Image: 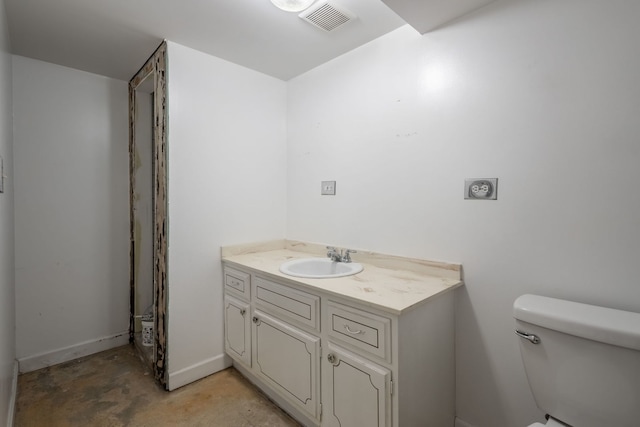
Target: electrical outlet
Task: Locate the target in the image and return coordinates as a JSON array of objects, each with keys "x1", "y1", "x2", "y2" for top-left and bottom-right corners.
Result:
[
  {"x1": 465, "y1": 178, "x2": 498, "y2": 200},
  {"x1": 321, "y1": 181, "x2": 336, "y2": 195}
]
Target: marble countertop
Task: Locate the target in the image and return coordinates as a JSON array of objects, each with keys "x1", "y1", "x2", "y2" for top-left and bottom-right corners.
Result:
[{"x1": 221, "y1": 240, "x2": 463, "y2": 315}]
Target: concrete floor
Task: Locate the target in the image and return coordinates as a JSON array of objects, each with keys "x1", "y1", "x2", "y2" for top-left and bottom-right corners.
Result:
[{"x1": 15, "y1": 345, "x2": 301, "y2": 427}]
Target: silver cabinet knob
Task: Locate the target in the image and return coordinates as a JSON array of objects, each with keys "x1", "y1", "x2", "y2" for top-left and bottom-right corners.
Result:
[
  {"x1": 240, "y1": 309, "x2": 246, "y2": 316},
  {"x1": 327, "y1": 353, "x2": 337, "y2": 364},
  {"x1": 252, "y1": 316, "x2": 259, "y2": 324}
]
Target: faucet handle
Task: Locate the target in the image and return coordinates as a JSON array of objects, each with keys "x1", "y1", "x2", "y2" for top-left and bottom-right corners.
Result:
[
  {"x1": 343, "y1": 249, "x2": 357, "y2": 263},
  {"x1": 326, "y1": 246, "x2": 338, "y2": 258}
]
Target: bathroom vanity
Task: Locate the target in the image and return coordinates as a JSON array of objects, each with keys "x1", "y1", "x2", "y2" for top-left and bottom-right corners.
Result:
[{"x1": 221, "y1": 240, "x2": 463, "y2": 427}]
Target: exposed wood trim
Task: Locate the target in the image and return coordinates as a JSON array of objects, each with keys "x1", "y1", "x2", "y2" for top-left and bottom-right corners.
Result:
[{"x1": 129, "y1": 40, "x2": 168, "y2": 388}]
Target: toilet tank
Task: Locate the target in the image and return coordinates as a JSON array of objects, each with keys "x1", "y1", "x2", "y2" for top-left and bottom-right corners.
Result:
[{"x1": 513, "y1": 294, "x2": 640, "y2": 427}]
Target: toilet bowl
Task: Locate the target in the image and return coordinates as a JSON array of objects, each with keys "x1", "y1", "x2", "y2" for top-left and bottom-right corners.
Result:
[{"x1": 528, "y1": 417, "x2": 569, "y2": 427}]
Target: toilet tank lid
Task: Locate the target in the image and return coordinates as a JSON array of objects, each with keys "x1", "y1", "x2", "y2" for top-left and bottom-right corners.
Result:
[{"x1": 514, "y1": 294, "x2": 640, "y2": 351}]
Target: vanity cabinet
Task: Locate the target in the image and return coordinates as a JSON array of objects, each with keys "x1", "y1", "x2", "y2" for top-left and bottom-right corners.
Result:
[
  {"x1": 223, "y1": 267, "x2": 252, "y2": 368},
  {"x1": 223, "y1": 267, "x2": 322, "y2": 424},
  {"x1": 222, "y1": 262, "x2": 456, "y2": 427},
  {"x1": 223, "y1": 295, "x2": 251, "y2": 367},
  {"x1": 252, "y1": 310, "x2": 320, "y2": 419},
  {"x1": 251, "y1": 276, "x2": 322, "y2": 419},
  {"x1": 322, "y1": 300, "x2": 393, "y2": 426},
  {"x1": 322, "y1": 343, "x2": 391, "y2": 427}
]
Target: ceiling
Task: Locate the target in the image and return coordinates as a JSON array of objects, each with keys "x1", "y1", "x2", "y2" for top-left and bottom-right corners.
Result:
[
  {"x1": 5, "y1": 0, "x2": 499, "y2": 82},
  {"x1": 5, "y1": 0, "x2": 407, "y2": 81}
]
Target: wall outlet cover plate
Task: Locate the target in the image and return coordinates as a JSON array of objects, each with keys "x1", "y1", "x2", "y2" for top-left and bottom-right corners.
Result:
[
  {"x1": 321, "y1": 180, "x2": 336, "y2": 195},
  {"x1": 465, "y1": 178, "x2": 497, "y2": 200}
]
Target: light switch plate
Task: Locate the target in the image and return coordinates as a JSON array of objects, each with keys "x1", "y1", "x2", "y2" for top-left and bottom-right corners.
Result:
[
  {"x1": 465, "y1": 178, "x2": 497, "y2": 200},
  {"x1": 321, "y1": 181, "x2": 336, "y2": 195}
]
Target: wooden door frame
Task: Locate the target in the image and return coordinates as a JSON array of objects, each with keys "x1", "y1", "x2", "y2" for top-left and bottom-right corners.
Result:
[{"x1": 128, "y1": 41, "x2": 168, "y2": 387}]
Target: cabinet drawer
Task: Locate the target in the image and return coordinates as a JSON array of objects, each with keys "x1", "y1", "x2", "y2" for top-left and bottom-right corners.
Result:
[
  {"x1": 253, "y1": 276, "x2": 319, "y2": 331},
  {"x1": 327, "y1": 301, "x2": 391, "y2": 361},
  {"x1": 224, "y1": 266, "x2": 250, "y2": 299}
]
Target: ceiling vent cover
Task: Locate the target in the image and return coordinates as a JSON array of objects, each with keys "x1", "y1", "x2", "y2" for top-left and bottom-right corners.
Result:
[{"x1": 299, "y1": 2, "x2": 356, "y2": 32}]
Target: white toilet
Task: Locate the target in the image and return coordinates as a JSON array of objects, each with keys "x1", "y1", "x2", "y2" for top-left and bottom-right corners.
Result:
[{"x1": 513, "y1": 294, "x2": 640, "y2": 427}]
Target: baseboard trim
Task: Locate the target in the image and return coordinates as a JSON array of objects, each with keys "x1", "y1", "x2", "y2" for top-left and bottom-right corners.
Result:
[
  {"x1": 17, "y1": 331, "x2": 130, "y2": 373},
  {"x1": 455, "y1": 417, "x2": 478, "y2": 427},
  {"x1": 6, "y1": 360, "x2": 18, "y2": 427},
  {"x1": 167, "y1": 352, "x2": 232, "y2": 391}
]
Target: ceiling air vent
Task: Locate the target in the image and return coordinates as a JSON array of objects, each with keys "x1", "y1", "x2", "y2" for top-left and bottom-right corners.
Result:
[{"x1": 299, "y1": 2, "x2": 356, "y2": 32}]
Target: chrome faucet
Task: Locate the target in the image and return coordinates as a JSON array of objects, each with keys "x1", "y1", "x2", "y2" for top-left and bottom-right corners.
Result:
[{"x1": 326, "y1": 246, "x2": 357, "y2": 263}]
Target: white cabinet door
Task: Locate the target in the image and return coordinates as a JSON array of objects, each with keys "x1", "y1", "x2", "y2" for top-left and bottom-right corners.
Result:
[
  {"x1": 224, "y1": 295, "x2": 251, "y2": 367},
  {"x1": 252, "y1": 310, "x2": 320, "y2": 420},
  {"x1": 323, "y1": 343, "x2": 391, "y2": 427}
]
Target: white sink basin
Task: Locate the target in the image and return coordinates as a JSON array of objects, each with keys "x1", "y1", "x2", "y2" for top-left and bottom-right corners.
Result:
[{"x1": 279, "y1": 258, "x2": 363, "y2": 279}]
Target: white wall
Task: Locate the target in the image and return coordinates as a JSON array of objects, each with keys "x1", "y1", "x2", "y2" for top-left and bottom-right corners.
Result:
[
  {"x1": 165, "y1": 42, "x2": 287, "y2": 389},
  {"x1": 0, "y1": 0, "x2": 15, "y2": 423},
  {"x1": 13, "y1": 56, "x2": 130, "y2": 371},
  {"x1": 286, "y1": 1, "x2": 640, "y2": 426}
]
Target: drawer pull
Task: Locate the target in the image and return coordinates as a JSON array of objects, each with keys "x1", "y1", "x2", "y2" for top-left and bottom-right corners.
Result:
[
  {"x1": 252, "y1": 316, "x2": 260, "y2": 325},
  {"x1": 327, "y1": 353, "x2": 337, "y2": 364},
  {"x1": 240, "y1": 309, "x2": 246, "y2": 316},
  {"x1": 344, "y1": 324, "x2": 364, "y2": 335}
]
